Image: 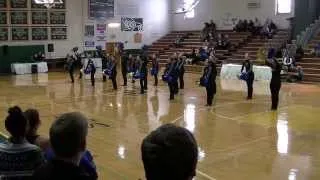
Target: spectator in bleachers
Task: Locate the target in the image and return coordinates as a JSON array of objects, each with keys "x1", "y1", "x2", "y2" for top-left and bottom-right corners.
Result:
[
  {"x1": 257, "y1": 48, "x2": 266, "y2": 63},
  {"x1": 315, "y1": 43, "x2": 320, "y2": 57},
  {"x1": 248, "y1": 20, "x2": 255, "y2": 33},
  {"x1": 201, "y1": 23, "x2": 210, "y2": 41},
  {"x1": 0, "y1": 106, "x2": 44, "y2": 178},
  {"x1": 141, "y1": 124, "x2": 198, "y2": 180},
  {"x1": 243, "y1": 20, "x2": 249, "y2": 31},
  {"x1": 234, "y1": 20, "x2": 244, "y2": 32},
  {"x1": 33, "y1": 112, "x2": 95, "y2": 180},
  {"x1": 216, "y1": 34, "x2": 230, "y2": 50},
  {"x1": 261, "y1": 19, "x2": 277, "y2": 39},
  {"x1": 254, "y1": 18, "x2": 262, "y2": 35},
  {"x1": 174, "y1": 35, "x2": 183, "y2": 48},
  {"x1": 295, "y1": 45, "x2": 304, "y2": 62},
  {"x1": 25, "y1": 109, "x2": 50, "y2": 151}
]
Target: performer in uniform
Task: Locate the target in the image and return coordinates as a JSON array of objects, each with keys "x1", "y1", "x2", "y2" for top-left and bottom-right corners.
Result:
[
  {"x1": 151, "y1": 54, "x2": 160, "y2": 86},
  {"x1": 138, "y1": 57, "x2": 148, "y2": 94},
  {"x1": 83, "y1": 59, "x2": 96, "y2": 86},
  {"x1": 163, "y1": 56, "x2": 179, "y2": 100},
  {"x1": 241, "y1": 53, "x2": 255, "y2": 99},
  {"x1": 66, "y1": 54, "x2": 75, "y2": 83},
  {"x1": 200, "y1": 57, "x2": 217, "y2": 106},
  {"x1": 102, "y1": 54, "x2": 110, "y2": 82},
  {"x1": 266, "y1": 50, "x2": 282, "y2": 110},
  {"x1": 71, "y1": 47, "x2": 82, "y2": 80},
  {"x1": 110, "y1": 56, "x2": 118, "y2": 90},
  {"x1": 177, "y1": 55, "x2": 186, "y2": 89},
  {"x1": 121, "y1": 54, "x2": 129, "y2": 86},
  {"x1": 141, "y1": 55, "x2": 148, "y2": 90}
]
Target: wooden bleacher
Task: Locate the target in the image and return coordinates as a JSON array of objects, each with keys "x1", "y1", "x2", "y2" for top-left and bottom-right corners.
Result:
[
  {"x1": 297, "y1": 33, "x2": 320, "y2": 82},
  {"x1": 148, "y1": 30, "x2": 289, "y2": 74}
]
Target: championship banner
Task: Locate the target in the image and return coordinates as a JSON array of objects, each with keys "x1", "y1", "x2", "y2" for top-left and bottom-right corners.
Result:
[
  {"x1": 11, "y1": 11, "x2": 28, "y2": 24},
  {"x1": 32, "y1": 11, "x2": 48, "y2": 24},
  {"x1": 10, "y1": 0, "x2": 27, "y2": 8},
  {"x1": 121, "y1": 17, "x2": 143, "y2": 31},
  {"x1": 51, "y1": 27, "x2": 67, "y2": 40},
  {"x1": 50, "y1": 11, "x2": 66, "y2": 24},
  {"x1": 12, "y1": 27, "x2": 28, "y2": 40},
  {"x1": 0, "y1": 0, "x2": 7, "y2": 8},
  {"x1": 89, "y1": 0, "x2": 114, "y2": 19},
  {"x1": 32, "y1": 27, "x2": 48, "y2": 40},
  {"x1": 0, "y1": 11, "x2": 6, "y2": 24},
  {"x1": 0, "y1": 27, "x2": 8, "y2": 41}
]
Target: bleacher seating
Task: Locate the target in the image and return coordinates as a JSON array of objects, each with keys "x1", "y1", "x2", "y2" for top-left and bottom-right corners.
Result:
[
  {"x1": 148, "y1": 30, "x2": 289, "y2": 74},
  {"x1": 297, "y1": 32, "x2": 320, "y2": 82}
]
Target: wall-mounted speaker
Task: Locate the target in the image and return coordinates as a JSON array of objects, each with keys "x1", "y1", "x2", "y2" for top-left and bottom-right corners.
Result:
[{"x1": 48, "y1": 44, "x2": 54, "y2": 52}]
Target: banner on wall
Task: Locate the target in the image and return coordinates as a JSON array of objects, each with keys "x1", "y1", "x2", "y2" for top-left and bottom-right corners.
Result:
[
  {"x1": 0, "y1": 0, "x2": 7, "y2": 8},
  {"x1": 89, "y1": 0, "x2": 114, "y2": 20},
  {"x1": 0, "y1": 27, "x2": 8, "y2": 41},
  {"x1": 121, "y1": 17, "x2": 143, "y2": 31},
  {"x1": 85, "y1": 40, "x2": 95, "y2": 47},
  {"x1": 85, "y1": 24, "x2": 94, "y2": 37},
  {"x1": 134, "y1": 33, "x2": 142, "y2": 43},
  {"x1": 0, "y1": 12, "x2": 7, "y2": 24},
  {"x1": 95, "y1": 23, "x2": 106, "y2": 41}
]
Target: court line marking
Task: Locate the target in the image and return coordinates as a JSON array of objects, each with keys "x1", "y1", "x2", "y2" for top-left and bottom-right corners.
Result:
[{"x1": 196, "y1": 170, "x2": 217, "y2": 180}]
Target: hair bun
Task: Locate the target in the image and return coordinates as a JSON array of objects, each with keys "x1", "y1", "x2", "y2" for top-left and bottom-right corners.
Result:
[{"x1": 8, "y1": 106, "x2": 23, "y2": 116}]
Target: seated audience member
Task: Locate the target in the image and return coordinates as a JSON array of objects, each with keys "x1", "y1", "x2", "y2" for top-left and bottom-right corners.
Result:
[
  {"x1": 201, "y1": 23, "x2": 210, "y2": 41},
  {"x1": 216, "y1": 34, "x2": 230, "y2": 50},
  {"x1": 243, "y1": 20, "x2": 249, "y2": 31},
  {"x1": 174, "y1": 35, "x2": 183, "y2": 48},
  {"x1": 287, "y1": 66, "x2": 304, "y2": 82},
  {"x1": 141, "y1": 124, "x2": 198, "y2": 180},
  {"x1": 192, "y1": 49, "x2": 202, "y2": 65},
  {"x1": 234, "y1": 20, "x2": 244, "y2": 32},
  {"x1": 25, "y1": 109, "x2": 50, "y2": 151},
  {"x1": 315, "y1": 43, "x2": 320, "y2": 57},
  {"x1": 33, "y1": 112, "x2": 97, "y2": 180},
  {"x1": 257, "y1": 48, "x2": 266, "y2": 63},
  {"x1": 295, "y1": 45, "x2": 304, "y2": 62},
  {"x1": 248, "y1": 20, "x2": 255, "y2": 33},
  {"x1": 0, "y1": 106, "x2": 44, "y2": 178},
  {"x1": 254, "y1": 18, "x2": 262, "y2": 35}
]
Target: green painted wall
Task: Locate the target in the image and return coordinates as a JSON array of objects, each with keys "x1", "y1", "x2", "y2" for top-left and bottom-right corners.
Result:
[{"x1": 0, "y1": 45, "x2": 44, "y2": 74}]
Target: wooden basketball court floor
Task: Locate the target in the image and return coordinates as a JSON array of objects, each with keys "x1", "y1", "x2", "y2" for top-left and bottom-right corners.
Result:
[{"x1": 1, "y1": 72, "x2": 320, "y2": 180}]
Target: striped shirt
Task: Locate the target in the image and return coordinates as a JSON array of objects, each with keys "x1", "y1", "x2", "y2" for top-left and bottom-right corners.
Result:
[{"x1": 0, "y1": 140, "x2": 45, "y2": 178}]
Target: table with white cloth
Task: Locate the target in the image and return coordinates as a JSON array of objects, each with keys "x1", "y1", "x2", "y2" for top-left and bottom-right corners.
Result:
[
  {"x1": 81, "y1": 58, "x2": 103, "y2": 79},
  {"x1": 11, "y1": 62, "x2": 48, "y2": 75},
  {"x1": 220, "y1": 64, "x2": 272, "y2": 81}
]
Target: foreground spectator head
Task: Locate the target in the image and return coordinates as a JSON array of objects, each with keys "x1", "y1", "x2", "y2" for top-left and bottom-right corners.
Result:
[
  {"x1": 25, "y1": 109, "x2": 40, "y2": 134},
  {"x1": 141, "y1": 124, "x2": 198, "y2": 180},
  {"x1": 1, "y1": 106, "x2": 44, "y2": 177},
  {"x1": 50, "y1": 112, "x2": 88, "y2": 164},
  {"x1": 5, "y1": 106, "x2": 27, "y2": 139}
]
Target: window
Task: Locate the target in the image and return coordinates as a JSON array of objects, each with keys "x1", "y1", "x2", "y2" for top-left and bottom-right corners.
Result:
[
  {"x1": 276, "y1": 0, "x2": 292, "y2": 14},
  {"x1": 184, "y1": 0, "x2": 195, "y2": 19}
]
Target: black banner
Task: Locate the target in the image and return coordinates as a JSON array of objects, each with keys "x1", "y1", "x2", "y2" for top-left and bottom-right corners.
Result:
[
  {"x1": 10, "y1": 0, "x2": 27, "y2": 8},
  {"x1": 0, "y1": 27, "x2": 8, "y2": 41},
  {"x1": 0, "y1": 11, "x2": 6, "y2": 24},
  {"x1": 121, "y1": 17, "x2": 143, "y2": 31},
  {"x1": 11, "y1": 11, "x2": 28, "y2": 24},
  {"x1": 32, "y1": 11, "x2": 48, "y2": 24},
  {"x1": 89, "y1": 0, "x2": 114, "y2": 19},
  {"x1": 50, "y1": 11, "x2": 65, "y2": 24},
  {"x1": 32, "y1": 27, "x2": 48, "y2": 40},
  {"x1": 12, "y1": 27, "x2": 28, "y2": 40},
  {"x1": 51, "y1": 27, "x2": 67, "y2": 40},
  {"x1": 0, "y1": 0, "x2": 7, "y2": 8}
]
